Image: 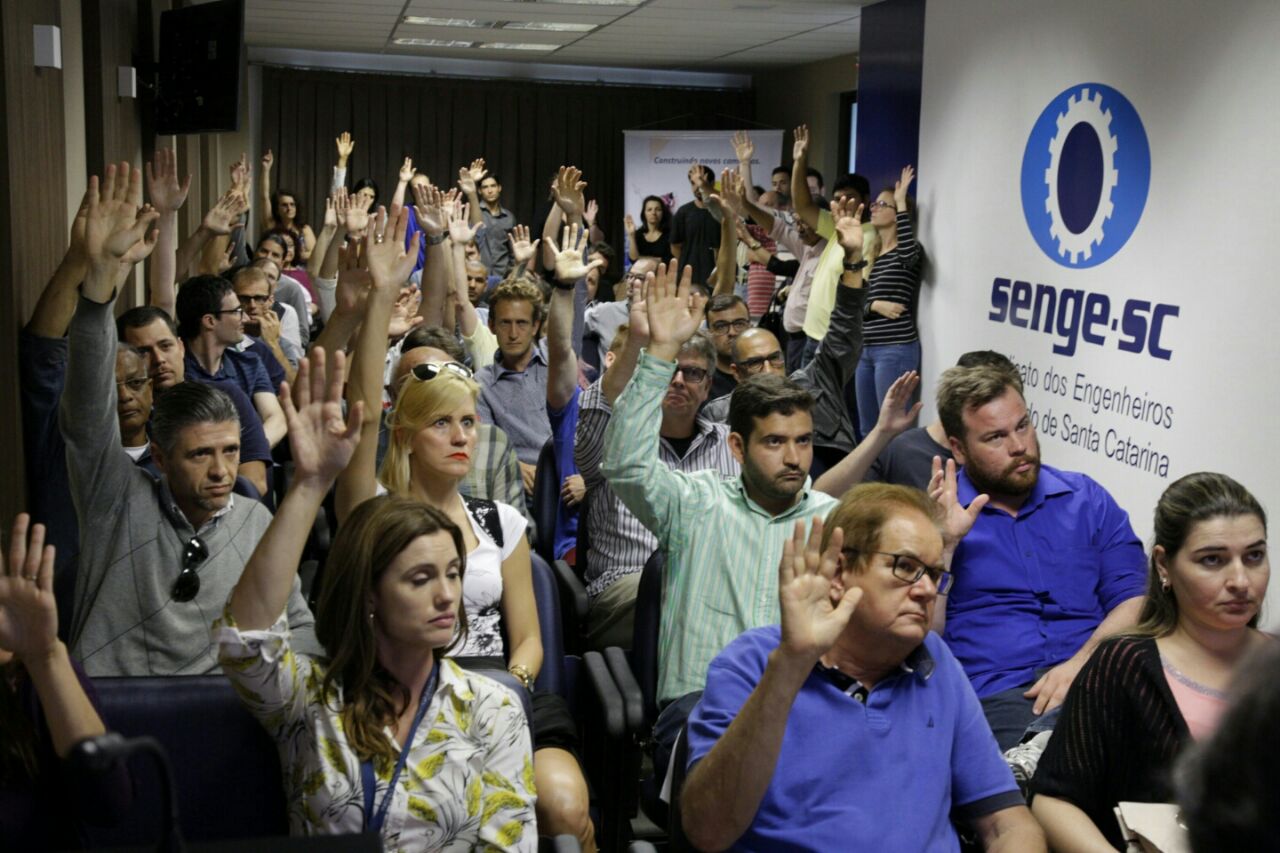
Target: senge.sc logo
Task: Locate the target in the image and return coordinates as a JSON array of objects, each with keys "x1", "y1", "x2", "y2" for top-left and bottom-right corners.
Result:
[{"x1": 1020, "y1": 83, "x2": 1150, "y2": 268}]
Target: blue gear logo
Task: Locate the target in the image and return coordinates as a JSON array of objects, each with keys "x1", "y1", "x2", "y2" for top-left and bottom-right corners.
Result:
[{"x1": 1021, "y1": 83, "x2": 1150, "y2": 269}]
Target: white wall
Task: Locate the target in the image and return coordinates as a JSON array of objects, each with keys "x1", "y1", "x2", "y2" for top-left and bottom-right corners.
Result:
[{"x1": 916, "y1": 0, "x2": 1280, "y2": 626}]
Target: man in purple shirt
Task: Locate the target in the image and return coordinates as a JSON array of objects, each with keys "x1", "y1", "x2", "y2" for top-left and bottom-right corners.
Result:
[{"x1": 934, "y1": 364, "x2": 1146, "y2": 751}]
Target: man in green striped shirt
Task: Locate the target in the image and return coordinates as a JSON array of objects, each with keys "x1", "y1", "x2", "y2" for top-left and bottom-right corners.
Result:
[{"x1": 602, "y1": 264, "x2": 840, "y2": 777}]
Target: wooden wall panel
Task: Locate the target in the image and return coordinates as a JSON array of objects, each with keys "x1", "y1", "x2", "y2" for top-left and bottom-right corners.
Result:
[{"x1": 0, "y1": 0, "x2": 69, "y2": 523}]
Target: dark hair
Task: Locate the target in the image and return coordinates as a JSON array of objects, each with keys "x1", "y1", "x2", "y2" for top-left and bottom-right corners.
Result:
[
  {"x1": 805, "y1": 167, "x2": 824, "y2": 189},
  {"x1": 833, "y1": 173, "x2": 871, "y2": 202},
  {"x1": 1133, "y1": 473, "x2": 1268, "y2": 637},
  {"x1": 935, "y1": 365, "x2": 1021, "y2": 442},
  {"x1": 315, "y1": 495, "x2": 468, "y2": 764},
  {"x1": 257, "y1": 231, "x2": 289, "y2": 257},
  {"x1": 479, "y1": 174, "x2": 501, "y2": 189},
  {"x1": 590, "y1": 241, "x2": 618, "y2": 287},
  {"x1": 175, "y1": 275, "x2": 235, "y2": 341},
  {"x1": 707, "y1": 293, "x2": 748, "y2": 317},
  {"x1": 0, "y1": 666, "x2": 39, "y2": 784},
  {"x1": 771, "y1": 166, "x2": 791, "y2": 179},
  {"x1": 149, "y1": 382, "x2": 240, "y2": 455},
  {"x1": 1177, "y1": 640, "x2": 1280, "y2": 852},
  {"x1": 728, "y1": 373, "x2": 814, "y2": 442},
  {"x1": 955, "y1": 350, "x2": 1023, "y2": 393},
  {"x1": 270, "y1": 189, "x2": 307, "y2": 228},
  {"x1": 265, "y1": 228, "x2": 299, "y2": 266},
  {"x1": 351, "y1": 178, "x2": 380, "y2": 209},
  {"x1": 401, "y1": 326, "x2": 466, "y2": 363},
  {"x1": 639, "y1": 195, "x2": 672, "y2": 234},
  {"x1": 117, "y1": 305, "x2": 177, "y2": 340},
  {"x1": 695, "y1": 164, "x2": 716, "y2": 186}
]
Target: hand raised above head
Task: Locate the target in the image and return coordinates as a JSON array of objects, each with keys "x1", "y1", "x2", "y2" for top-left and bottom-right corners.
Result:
[
  {"x1": 280, "y1": 348, "x2": 363, "y2": 488},
  {"x1": 552, "y1": 165, "x2": 586, "y2": 217},
  {"x1": 546, "y1": 223, "x2": 603, "y2": 285},
  {"x1": 778, "y1": 518, "x2": 860, "y2": 664},
  {"x1": 335, "y1": 132, "x2": 355, "y2": 161},
  {"x1": 84, "y1": 163, "x2": 160, "y2": 290},
  {"x1": 792, "y1": 124, "x2": 810, "y2": 161},
  {"x1": 365, "y1": 205, "x2": 419, "y2": 289},
  {"x1": 448, "y1": 202, "x2": 480, "y2": 245},
  {"x1": 830, "y1": 197, "x2": 866, "y2": 255},
  {"x1": 643, "y1": 261, "x2": 706, "y2": 356},
  {"x1": 145, "y1": 145, "x2": 191, "y2": 214},
  {"x1": 508, "y1": 224, "x2": 540, "y2": 266},
  {"x1": 731, "y1": 129, "x2": 755, "y2": 163}
]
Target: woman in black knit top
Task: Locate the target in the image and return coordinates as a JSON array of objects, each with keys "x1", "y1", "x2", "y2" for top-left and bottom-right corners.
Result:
[{"x1": 1030, "y1": 472, "x2": 1273, "y2": 850}]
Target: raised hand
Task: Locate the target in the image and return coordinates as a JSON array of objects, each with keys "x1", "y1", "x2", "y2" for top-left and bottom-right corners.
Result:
[
  {"x1": 929, "y1": 456, "x2": 989, "y2": 550},
  {"x1": 623, "y1": 214, "x2": 636, "y2": 235},
  {"x1": 546, "y1": 224, "x2": 603, "y2": 284},
  {"x1": 388, "y1": 286, "x2": 424, "y2": 338},
  {"x1": 261, "y1": 148, "x2": 274, "y2": 173},
  {"x1": 626, "y1": 273, "x2": 650, "y2": 347},
  {"x1": 875, "y1": 371, "x2": 923, "y2": 437},
  {"x1": 584, "y1": 199, "x2": 599, "y2": 228},
  {"x1": 731, "y1": 130, "x2": 755, "y2": 163},
  {"x1": 203, "y1": 189, "x2": 249, "y2": 235},
  {"x1": 792, "y1": 125, "x2": 810, "y2": 161},
  {"x1": 894, "y1": 165, "x2": 915, "y2": 208},
  {"x1": 508, "y1": 224, "x2": 540, "y2": 266},
  {"x1": 708, "y1": 167, "x2": 743, "y2": 220},
  {"x1": 830, "y1": 197, "x2": 866, "y2": 255},
  {"x1": 322, "y1": 196, "x2": 338, "y2": 231},
  {"x1": 335, "y1": 260, "x2": 372, "y2": 317},
  {"x1": 335, "y1": 132, "x2": 354, "y2": 166},
  {"x1": 365, "y1": 205, "x2": 420, "y2": 290},
  {"x1": 688, "y1": 162, "x2": 709, "y2": 196},
  {"x1": 778, "y1": 518, "x2": 861, "y2": 664},
  {"x1": 552, "y1": 165, "x2": 586, "y2": 219},
  {"x1": 229, "y1": 152, "x2": 249, "y2": 194},
  {"x1": 644, "y1": 261, "x2": 706, "y2": 357},
  {"x1": 457, "y1": 158, "x2": 487, "y2": 196},
  {"x1": 412, "y1": 181, "x2": 447, "y2": 236},
  {"x1": 84, "y1": 163, "x2": 160, "y2": 289},
  {"x1": 281, "y1": 348, "x2": 363, "y2": 488},
  {"x1": 145, "y1": 145, "x2": 191, "y2": 214},
  {"x1": 66, "y1": 188, "x2": 90, "y2": 263},
  {"x1": 447, "y1": 202, "x2": 480, "y2": 244},
  {"x1": 398, "y1": 156, "x2": 415, "y2": 184},
  {"x1": 0, "y1": 514, "x2": 58, "y2": 665}
]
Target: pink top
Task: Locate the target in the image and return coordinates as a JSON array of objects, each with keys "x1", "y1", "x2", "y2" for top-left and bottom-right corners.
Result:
[{"x1": 1162, "y1": 657, "x2": 1228, "y2": 741}]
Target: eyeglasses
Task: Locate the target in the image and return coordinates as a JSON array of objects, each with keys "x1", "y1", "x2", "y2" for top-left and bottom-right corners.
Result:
[
  {"x1": 238, "y1": 294, "x2": 271, "y2": 305},
  {"x1": 709, "y1": 318, "x2": 750, "y2": 336},
  {"x1": 410, "y1": 361, "x2": 474, "y2": 383},
  {"x1": 671, "y1": 364, "x2": 709, "y2": 384},
  {"x1": 116, "y1": 377, "x2": 151, "y2": 393},
  {"x1": 623, "y1": 269, "x2": 649, "y2": 284},
  {"x1": 736, "y1": 351, "x2": 785, "y2": 374},
  {"x1": 213, "y1": 307, "x2": 245, "y2": 318},
  {"x1": 869, "y1": 200, "x2": 895, "y2": 210},
  {"x1": 843, "y1": 548, "x2": 953, "y2": 595},
  {"x1": 172, "y1": 536, "x2": 208, "y2": 603}
]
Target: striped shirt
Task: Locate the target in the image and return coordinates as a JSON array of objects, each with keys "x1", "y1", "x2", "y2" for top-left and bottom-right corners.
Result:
[
  {"x1": 602, "y1": 353, "x2": 838, "y2": 703},
  {"x1": 575, "y1": 380, "x2": 739, "y2": 600},
  {"x1": 863, "y1": 210, "x2": 922, "y2": 346}
]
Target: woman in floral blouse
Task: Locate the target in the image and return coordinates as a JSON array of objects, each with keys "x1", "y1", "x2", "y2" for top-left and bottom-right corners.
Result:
[{"x1": 217, "y1": 348, "x2": 536, "y2": 851}]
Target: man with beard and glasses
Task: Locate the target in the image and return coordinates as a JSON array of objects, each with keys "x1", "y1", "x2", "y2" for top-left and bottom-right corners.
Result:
[
  {"x1": 601, "y1": 262, "x2": 837, "y2": 785},
  {"x1": 933, "y1": 365, "x2": 1146, "y2": 753}
]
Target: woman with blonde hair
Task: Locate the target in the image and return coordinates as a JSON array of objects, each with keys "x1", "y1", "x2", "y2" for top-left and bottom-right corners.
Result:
[
  {"x1": 1030, "y1": 471, "x2": 1272, "y2": 851},
  {"x1": 220, "y1": 346, "x2": 535, "y2": 849},
  {"x1": 337, "y1": 206, "x2": 596, "y2": 850}
]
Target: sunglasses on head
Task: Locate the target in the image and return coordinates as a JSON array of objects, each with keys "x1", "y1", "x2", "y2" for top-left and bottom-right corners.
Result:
[
  {"x1": 409, "y1": 361, "x2": 474, "y2": 383},
  {"x1": 171, "y1": 536, "x2": 208, "y2": 603}
]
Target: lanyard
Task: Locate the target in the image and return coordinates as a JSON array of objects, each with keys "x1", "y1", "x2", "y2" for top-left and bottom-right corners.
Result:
[{"x1": 362, "y1": 664, "x2": 440, "y2": 835}]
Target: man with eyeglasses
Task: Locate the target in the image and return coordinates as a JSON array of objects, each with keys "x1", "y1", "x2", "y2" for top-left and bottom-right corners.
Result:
[
  {"x1": 704, "y1": 293, "x2": 751, "y2": 398},
  {"x1": 232, "y1": 266, "x2": 300, "y2": 375},
  {"x1": 61, "y1": 177, "x2": 317, "y2": 677},
  {"x1": 681, "y1": 485, "x2": 1043, "y2": 852},
  {"x1": 583, "y1": 256, "x2": 658, "y2": 371},
  {"x1": 176, "y1": 275, "x2": 287, "y2": 447}
]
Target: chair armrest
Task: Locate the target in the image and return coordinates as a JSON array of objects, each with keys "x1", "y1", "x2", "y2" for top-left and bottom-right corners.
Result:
[
  {"x1": 552, "y1": 558, "x2": 590, "y2": 621},
  {"x1": 604, "y1": 646, "x2": 646, "y2": 735},
  {"x1": 628, "y1": 843, "x2": 659, "y2": 853},
  {"x1": 583, "y1": 651, "x2": 627, "y2": 741}
]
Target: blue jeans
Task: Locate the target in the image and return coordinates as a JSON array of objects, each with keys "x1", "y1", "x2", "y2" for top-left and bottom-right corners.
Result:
[
  {"x1": 980, "y1": 674, "x2": 1063, "y2": 752},
  {"x1": 855, "y1": 340, "x2": 921, "y2": 437}
]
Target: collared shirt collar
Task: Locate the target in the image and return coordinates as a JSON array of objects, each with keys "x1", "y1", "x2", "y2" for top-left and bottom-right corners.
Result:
[
  {"x1": 734, "y1": 476, "x2": 817, "y2": 519},
  {"x1": 494, "y1": 340, "x2": 548, "y2": 376},
  {"x1": 814, "y1": 641, "x2": 935, "y2": 694},
  {"x1": 956, "y1": 463, "x2": 1073, "y2": 516},
  {"x1": 157, "y1": 477, "x2": 234, "y2": 534}
]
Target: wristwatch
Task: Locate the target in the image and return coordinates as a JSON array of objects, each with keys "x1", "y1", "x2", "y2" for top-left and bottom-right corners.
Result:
[
  {"x1": 425, "y1": 231, "x2": 447, "y2": 246},
  {"x1": 508, "y1": 664, "x2": 535, "y2": 692},
  {"x1": 843, "y1": 258, "x2": 868, "y2": 272}
]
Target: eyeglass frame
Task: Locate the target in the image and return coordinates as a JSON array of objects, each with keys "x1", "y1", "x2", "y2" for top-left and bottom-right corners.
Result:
[
  {"x1": 868, "y1": 199, "x2": 896, "y2": 211},
  {"x1": 172, "y1": 535, "x2": 209, "y2": 603},
  {"x1": 115, "y1": 376, "x2": 152, "y2": 394},
  {"x1": 735, "y1": 350, "x2": 785, "y2": 375},
  {"x1": 842, "y1": 547, "x2": 953, "y2": 595},
  {"x1": 211, "y1": 306, "x2": 246, "y2": 318},
  {"x1": 409, "y1": 361, "x2": 474, "y2": 383},
  {"x1": 670, "y1": 363, "x2": 710, "y2": 385},
  {"x1": 708, "y1": 318, "x2": 751, "y2": 336}
]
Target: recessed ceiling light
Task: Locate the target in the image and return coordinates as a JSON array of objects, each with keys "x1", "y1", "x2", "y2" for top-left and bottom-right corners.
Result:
[
  {"x1": 402, "y1": 16, "x2": 494, "y2": 28},
  {"x1": 477, "y1": 42, "x2": 560, "y2": 51},
  {"x1": 393, "y1": 37, "x2": 476, "y2": 47},
  {"x1": 503, "y1": 21, "x2": 597, "y2": 32}
]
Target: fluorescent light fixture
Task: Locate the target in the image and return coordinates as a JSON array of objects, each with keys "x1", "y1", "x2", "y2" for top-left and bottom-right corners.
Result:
[
  {"x1": 503, "y1": 21, "x2": 597, "y2": 32},
  {"x1": 495, "y1": 0, "x2": 641, "y2": 5},
  {"x1": 402, "y1": 16, "x2": 494, "y2": 28},
  {"x1": 393, "y1": 38, "x2": 476, "y2": 47},
  {"x1": 478, "y1": 42, "x2": 560, "y2": 51}
]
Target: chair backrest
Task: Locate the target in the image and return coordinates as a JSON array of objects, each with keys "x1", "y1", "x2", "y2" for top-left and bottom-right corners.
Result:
[
  {"x1": 86, "y1": 675, "x2": 288, "y2": 846},
  {"x1": 631, "y1": 549, "x2": 665, "y2": 724},
  {"x1": 529, "y1": 552, "x2": 566, "y2": 698},
  {"x1": 531, "y1": 437, "x2": 560, "y2": 563}
]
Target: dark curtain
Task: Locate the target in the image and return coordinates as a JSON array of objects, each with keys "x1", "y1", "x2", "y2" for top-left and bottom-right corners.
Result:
[{"x1": 260, "y1": 66, "x2": 755, "y2": 256}]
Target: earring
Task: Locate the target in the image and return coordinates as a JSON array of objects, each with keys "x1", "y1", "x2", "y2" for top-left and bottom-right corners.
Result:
[{"x1": 1160, "y1": 577, "x2": 1170, "y2": 589}]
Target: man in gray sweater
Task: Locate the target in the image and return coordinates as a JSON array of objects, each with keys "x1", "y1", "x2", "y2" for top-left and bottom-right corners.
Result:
[{"x1": 61, "y1": 163, "x2": 318, "y2": 676}]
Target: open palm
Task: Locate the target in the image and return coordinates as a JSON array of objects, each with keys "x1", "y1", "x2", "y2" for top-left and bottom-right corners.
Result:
[
  {"x1": 282, "y1": 349, "x2": 363, "y2": 487},
  {"x1": 778, "y1": 518, "x2": 861, "y2": 662},
  {"x1": 0, "y1": 515, "x2": 58, "y2": 663}
]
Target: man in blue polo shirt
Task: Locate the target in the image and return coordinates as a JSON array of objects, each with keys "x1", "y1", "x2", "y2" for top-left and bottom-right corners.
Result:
[
  {"x1": 681, "y1": 484, "x2": 1043, "y2": 852},
  {"x1": 934, "y1": 364, "x2": 1147, "y2": 751}
]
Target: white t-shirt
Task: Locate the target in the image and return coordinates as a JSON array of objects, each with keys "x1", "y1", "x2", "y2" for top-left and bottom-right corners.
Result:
[{"x1": 453, "y1": 499, "x2": 529, "y2": 659}]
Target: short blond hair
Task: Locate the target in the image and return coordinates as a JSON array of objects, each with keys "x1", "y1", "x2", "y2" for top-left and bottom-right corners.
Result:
[{"x1": 489, "y1": 277, "x2": 547, "y2": 326}]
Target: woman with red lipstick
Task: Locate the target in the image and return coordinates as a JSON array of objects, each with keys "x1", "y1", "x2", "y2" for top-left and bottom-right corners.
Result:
[
  {"x1": 219, "y1": 348, "x2": 536, "y2": 850},
  {"x1": 1030, "y1": 472, "x2": 1272, "y2": 851},
  {"x1": 335, "y1": 205, "x2": 597, "y2": 850}
]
